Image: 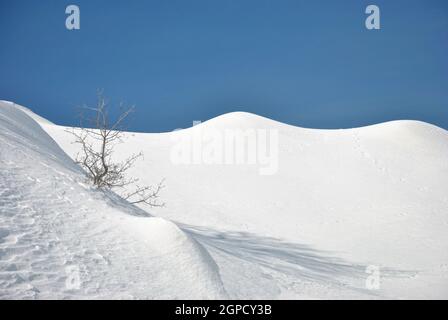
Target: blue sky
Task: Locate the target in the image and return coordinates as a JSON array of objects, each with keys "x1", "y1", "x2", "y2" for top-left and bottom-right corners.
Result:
[{"x1": 0, "y1": 0, "x2": 447, "y2": 132}]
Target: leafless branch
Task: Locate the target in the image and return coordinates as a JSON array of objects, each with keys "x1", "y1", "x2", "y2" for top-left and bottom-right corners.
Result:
[{"x1": 66, "y1": 91, "x2": 164, "y2": 207}]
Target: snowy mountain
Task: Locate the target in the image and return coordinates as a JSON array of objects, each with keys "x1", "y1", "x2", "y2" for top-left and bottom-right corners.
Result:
[{"x1": 1, "y1": 100, "x2": 448, "y2": 299}]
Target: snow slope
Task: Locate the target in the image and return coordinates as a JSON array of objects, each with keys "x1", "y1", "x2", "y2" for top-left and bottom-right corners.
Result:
[
  {"x1": 2, "y1": 100, "x2": 448, "y2": 299},
  {"x1": 0, "y1": 101, "x2": 227, "y2": 299}
]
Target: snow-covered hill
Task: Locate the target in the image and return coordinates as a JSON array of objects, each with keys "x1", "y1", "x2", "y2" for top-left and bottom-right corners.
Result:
[
  {"x1": 1, "y1": 100, "x2": 448, "y2": 299},
  {"x1": 0, "y1": 101, "x2": 226, "y2": 299}
]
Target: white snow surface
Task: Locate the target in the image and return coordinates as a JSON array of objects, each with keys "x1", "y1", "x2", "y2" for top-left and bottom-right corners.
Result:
[
  {"x1": 1, "y1": 100, "x2": 448, "y2": 299},
  {"x1": 0, "y1": 101, "x2": 226, "y2": 299}
]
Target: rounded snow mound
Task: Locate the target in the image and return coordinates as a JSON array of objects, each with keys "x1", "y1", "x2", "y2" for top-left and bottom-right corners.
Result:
[
  {"x1": 190, "y1": 111, "x2": 285, "y2": 131},
  {"x1": 120, "y1": 217, "x2": 228, "y2": 298},
  {"x1": 0, "y1": 102, "x2": 227, "y2": 299},
  {"x1": 168, "y1": 109, "x2": 448, "y2": 142},
  {"x1": 0, "y1": 100, "x2": 54, "y2": 125}
]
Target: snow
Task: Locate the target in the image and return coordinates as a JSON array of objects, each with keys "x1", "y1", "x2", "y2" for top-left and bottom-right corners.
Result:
[
  {"x1": 1, "y1": 100, "x2": 448, "y2": 299},
  {"x1": 0, "y1": 101, "x2": 227, "y2": 299},
  {"x1": 0, "y1": 100, "x2": 54, "y2": 125}
]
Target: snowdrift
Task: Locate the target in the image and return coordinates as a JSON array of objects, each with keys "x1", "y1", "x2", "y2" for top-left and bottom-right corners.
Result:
[
  {"x1": 43, "y1": 108, "x2": 448, "y2": 299},
  {"x1": 2, "y1": 100, "x2": 448, "y2": 299},
  {"x1": 0, "y1": 101, "x2": 227, "y2": 299}
]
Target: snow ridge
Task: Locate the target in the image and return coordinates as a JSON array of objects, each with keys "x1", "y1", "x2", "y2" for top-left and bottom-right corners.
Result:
[
  {"x1": 2, "y1": 101, "x2": 448, "y2": 299},
  {"x1": 0, "y1": 101, "x2": 227, "y2": 299}
]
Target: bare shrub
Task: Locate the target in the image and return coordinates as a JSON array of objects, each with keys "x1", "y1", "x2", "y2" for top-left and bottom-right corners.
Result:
[{"x1": 67, "y1": 91, "x2": 164, "y2": 207}]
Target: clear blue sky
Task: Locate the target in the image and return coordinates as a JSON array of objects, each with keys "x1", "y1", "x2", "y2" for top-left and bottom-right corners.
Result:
[{"x1": 1, "y1": 0, "x2": 447, "y2": 132}]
